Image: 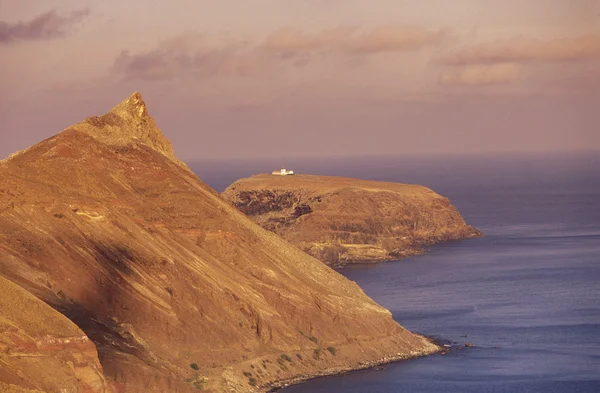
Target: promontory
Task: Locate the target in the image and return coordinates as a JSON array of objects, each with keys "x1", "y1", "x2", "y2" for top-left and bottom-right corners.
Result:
[{"x1": 222, "y1": 174, "x2": 482, "y2": 265}]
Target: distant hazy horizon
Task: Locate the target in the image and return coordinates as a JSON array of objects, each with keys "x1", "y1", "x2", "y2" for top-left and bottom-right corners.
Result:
[
  {"x1": 189, "y1": 150, "x2": 600, "y2": 194},
  {"x1": 1, "y1": 0, "x2": 599, "y2": 160},
  {"x1": 185, "y1": 148, "x2": 599, "y2": 163}
]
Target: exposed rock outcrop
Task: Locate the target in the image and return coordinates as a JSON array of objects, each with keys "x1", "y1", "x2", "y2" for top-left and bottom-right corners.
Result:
[
  {"x1": 74, "y1": 92, "x2": 176, "y2": 161},
  {"x1": 0, "y1": 93, "x2": 439, "y2": 392},
  {"x1": 222, "y1": 174, "x2": 482, "y2": 265}
]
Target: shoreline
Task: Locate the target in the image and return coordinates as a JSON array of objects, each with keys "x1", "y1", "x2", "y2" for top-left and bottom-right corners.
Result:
[
  {"x1": 327, "y1": 233, "x2": 484, "y2": 268},
  {"x1": 262, "y1": 336, "x2": 442, "y2": 392}
]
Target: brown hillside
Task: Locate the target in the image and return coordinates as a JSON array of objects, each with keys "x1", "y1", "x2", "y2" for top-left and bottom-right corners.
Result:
[
  {"x1": 0, "y1": 276, "x2": 110, "y2": 393},
  {"x1": 222, "y1": 174, "x2": 482, "y2": 265},
  {"x1": 0, "y1": 93, "x2": 438, "y2": 393}
]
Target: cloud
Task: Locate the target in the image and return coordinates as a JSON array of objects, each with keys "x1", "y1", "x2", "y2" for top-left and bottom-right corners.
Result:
[
  {"x1": 353, "y1": 26, "x2": 448, "y2": 53},
  {"x1": 261, "y1": 26, "x2": 447, "y2": 55},
  {"x1": 112, "y1": 37, "x2": 273, "y2": 81},
  {"x1": 0, "y1": 8, "x2": 90, "y2": 44},
  {"x1": 261, "y1": 26, "x2": 356, "y2": 54},
  {"x1": 113, "y1": 50, "x2": 173, "y2": 81},
  {"x1": 114, "y1": 25, "x2": 445, "y2": 82},
  {"x1": 439, "y1": 35, "x2": 600, "y2": 65},
  {"x1": 439, "y1": 63, "x2": 520, "y2": 86}
]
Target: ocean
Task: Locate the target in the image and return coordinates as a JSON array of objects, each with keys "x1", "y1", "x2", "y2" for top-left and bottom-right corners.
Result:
[{"x1": 190, "y1": 152, "x2": 600, "y2": 393}]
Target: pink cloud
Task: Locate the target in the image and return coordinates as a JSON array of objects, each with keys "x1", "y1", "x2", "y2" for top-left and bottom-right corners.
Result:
[
  {"x1": 439, "y1": 63, "x2": 520, "y2": 86},
  {"x1": 112, "y1": 40, "x2": 272, "y2": 81},
  {"x1": 261, "y1": 26, "x2": 356, "y2": 53},
  {"x1": 0, "y1": 8, "x2": 90, "y2": 44},
  {"x1": 261, "y1": 26, "x2": 447, "y2": 55},
  {"x1": 113, "y1": 25, "x2": 446, "y2": 81},
  {"x1": 353, "y1": 26, "x2": 447, "y2": 53},
  {"x1": 440, "y1": 35, "x2": 600, "y2": 65}
]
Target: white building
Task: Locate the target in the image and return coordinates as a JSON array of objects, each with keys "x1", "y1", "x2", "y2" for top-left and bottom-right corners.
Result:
[{"x1": 272, "y1": 168, "x2": 295, "y2": 176}]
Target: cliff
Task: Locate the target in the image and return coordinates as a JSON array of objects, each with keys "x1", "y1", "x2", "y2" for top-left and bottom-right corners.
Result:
[
  {"x1": 0, "y1": 93, "x2": 438, "y2": 393},
  {"x1": 222, "y1": 174, "x2": 482, "y2": 265}
]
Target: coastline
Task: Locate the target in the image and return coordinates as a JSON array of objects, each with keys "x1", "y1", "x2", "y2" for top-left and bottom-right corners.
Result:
[
  {"x1": 325, "y1": 232, "x2": 484, "y2": 268},
  {"x1": 261, "y1": 336, "x2": 442, "y2": 392}
]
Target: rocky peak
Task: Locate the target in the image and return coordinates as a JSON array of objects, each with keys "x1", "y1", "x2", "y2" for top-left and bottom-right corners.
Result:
[
  {"x1": 111, "y1": 91, "x2": 149, "y2": 119},
  {"x1": 70, "y1": 92, "x2": 178, "y2": 162}
]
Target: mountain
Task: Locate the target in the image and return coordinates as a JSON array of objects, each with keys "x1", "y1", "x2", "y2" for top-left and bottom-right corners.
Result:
[
  {"x1": 222, "y1": 174, "x2": 482, "y2": 265},
  {"x1": 0, "y1": 93, "x2": 438, "y2": 392}
]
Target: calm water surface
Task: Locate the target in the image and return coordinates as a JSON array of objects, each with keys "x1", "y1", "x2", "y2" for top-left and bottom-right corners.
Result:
[{"x1": 192, "y1": 153, "x2": 600, "y2": 393}]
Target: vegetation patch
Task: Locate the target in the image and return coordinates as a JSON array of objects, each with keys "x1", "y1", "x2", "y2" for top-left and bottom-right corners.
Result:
[
  {"x1": 313, "y1": 348, "x2": 322, "y2": 360},
  {"x1": 186, "y1": 363, "x2": 206, "y2": 390},
  {"x1": 298, "y1": 330, "x2": 319, "y2": 345},
  {"x1": 280, "y1": 354, "x2": 293, "y2": 363},
  {"x1": 326, "y1": 346, "x2": 337, "y2": 356}
]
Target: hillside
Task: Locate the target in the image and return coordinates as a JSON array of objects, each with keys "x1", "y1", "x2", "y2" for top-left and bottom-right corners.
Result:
[
  {"x1": 222, "y1": 174, "x2": 482, "y2": 265},
  {"x1": 0, "y1": 276, "x2": 109, "y2": 393},
  {"x1": 0, "y1": 93, "x2": 438, "y2": 392}
]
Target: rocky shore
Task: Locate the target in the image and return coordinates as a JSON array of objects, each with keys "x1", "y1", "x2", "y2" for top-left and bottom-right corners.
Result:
[{"x1": 263, "y1": 340, "x2": 441, "y2": 392}]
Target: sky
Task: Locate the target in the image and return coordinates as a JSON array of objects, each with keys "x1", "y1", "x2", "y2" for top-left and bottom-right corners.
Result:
[{"x1": 1, "y1": 0, "x2": 599, "y2": 160}]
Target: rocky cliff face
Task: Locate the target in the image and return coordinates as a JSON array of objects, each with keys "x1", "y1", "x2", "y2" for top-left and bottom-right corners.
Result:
[
  {"x1": 0, "y1": 93, "x2": 438, "y2": 392},
  {"x1": 222, "y1": 175, "x2": 482, "y2": 265}
]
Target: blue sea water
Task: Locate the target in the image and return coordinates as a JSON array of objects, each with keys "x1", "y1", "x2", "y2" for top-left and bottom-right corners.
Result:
[{"x1": 190, "y1": 152, "x2": 600, "y2": 393}]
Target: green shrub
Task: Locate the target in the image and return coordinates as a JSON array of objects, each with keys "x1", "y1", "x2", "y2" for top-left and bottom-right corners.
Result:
[
  {"x1": 190, "y1": 363, "x2": 199, "y2": 371},
  {"x1": 296, "y1": 354, "x2": 303, "y2": 360},
  {"x1": 309, "y1": 336, "x2": 318, "y2": 343},
  {"x1": 248, "y1": 377, "x2": 257, "y2": 386},
  {"x1": 313, "y1": 348, "x2": 322, "y2": 360},
  {"x1": 280, "y1": 354, "x2": 292, "y2": 362},
  {"x1": 243, "y1": 371, "x2": 252, "y2": 377},
  {"x1": 327, "y1": 346, "x2": 337, "y2": 356}
]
